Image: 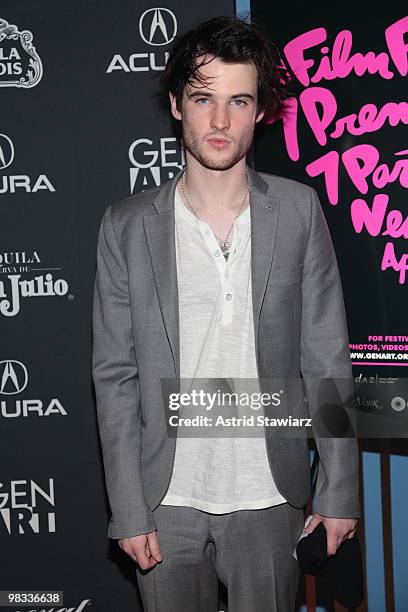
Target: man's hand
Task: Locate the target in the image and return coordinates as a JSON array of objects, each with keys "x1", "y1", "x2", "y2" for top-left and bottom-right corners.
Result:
[
  {"x1": 118, "y1": 530, "x2": 162, "y2": 570},
  {"x1": 304, "y1": 513, "x2": 357, "y2": 556}
]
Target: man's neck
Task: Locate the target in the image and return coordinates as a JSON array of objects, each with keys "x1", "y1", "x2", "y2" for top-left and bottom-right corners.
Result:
[{"x1": 179, "y1": 155, "x2": 249, "y2": 215}]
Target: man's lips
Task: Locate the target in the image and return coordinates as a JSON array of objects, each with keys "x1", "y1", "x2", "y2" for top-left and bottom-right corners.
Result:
[{"x1": 207, "y1": 138, "x2": 231, "y2": 148}]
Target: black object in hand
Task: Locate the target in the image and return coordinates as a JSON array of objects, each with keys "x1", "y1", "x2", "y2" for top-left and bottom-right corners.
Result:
[{"x1": 296, "y1": 522, "x2": 364, "y2": 611}]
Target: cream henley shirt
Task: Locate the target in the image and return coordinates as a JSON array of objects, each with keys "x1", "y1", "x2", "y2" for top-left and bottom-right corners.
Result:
[{"x1": 160, "y1": 184, "x2": 287, "y2": 513}]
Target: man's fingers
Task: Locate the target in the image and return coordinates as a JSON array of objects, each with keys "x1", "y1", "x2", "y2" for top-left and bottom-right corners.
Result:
[
  {"x1": 328, "y1": 528, "x2": 356, "y2": 554},
  {"x1": 303, "y1": 515, "x2": 321, "y2": 534},
  {"x1": 134, "y1": 540, "x2": 158, "y2": 570},
  {"x1": 327, "y1": 533, "x2": 338, "y2": 556},
  {"x1": 118, "y1": 533, "x2": 160, "y2": 570},
  {"x1": 146, "y1": 531, "x2": 163, "y2": 562}
]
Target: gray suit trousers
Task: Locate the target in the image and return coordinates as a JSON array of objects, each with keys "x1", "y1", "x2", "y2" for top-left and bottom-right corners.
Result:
[{"x1": 136, "y1": 502, "x2": 304, "y2": 612}]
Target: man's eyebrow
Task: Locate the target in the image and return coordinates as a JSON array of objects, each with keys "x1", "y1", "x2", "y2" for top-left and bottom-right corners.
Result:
[{"x1": 188, "y1": 91, "x2": 255, "y2": 101}]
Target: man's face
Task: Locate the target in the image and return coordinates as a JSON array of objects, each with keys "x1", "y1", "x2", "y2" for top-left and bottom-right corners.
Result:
[{"x1": 169, "y1": 55, "x2": 264, "y2": 171}]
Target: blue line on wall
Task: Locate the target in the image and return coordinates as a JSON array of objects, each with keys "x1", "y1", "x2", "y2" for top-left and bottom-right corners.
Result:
[
  {"x1": 363, "y1": 452, "x2": 386, "y2": 612},
  {"x1": 235, "y1": 0, "x2": 251, "y2": 21}
]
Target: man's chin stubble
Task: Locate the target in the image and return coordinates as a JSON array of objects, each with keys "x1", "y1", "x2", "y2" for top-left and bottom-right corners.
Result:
[
  {"x1": 196, "y1": 157, "x2": 243, "y2": 171},
  {"x1": 184, "y1": 146, "x2": 248, "y2": 171}
]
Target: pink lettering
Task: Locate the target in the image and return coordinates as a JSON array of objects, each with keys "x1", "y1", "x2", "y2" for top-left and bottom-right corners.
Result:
[
  {"x1": 279, "y1": 97, "x2": 300, "y2": 161},
  {"x1": 300, "y1": 87, "x2": 337, "y2": 146},
  {"x1": 383, "y1": 209, "x2": 408, "y2": 239},
  {"x1": 306, "y1": 151, "x2": 339, "y2": 205},
  {"x1": 283, "y1": 26, "x2": 396, "y2": 87},
  {"x1": 276, "y1": 18, "x2": 408, "y2": 287},
  {"x1": 312, "y1": 30, "x2": 394, "y2": 82},
  {"x1": 330, "y1": 101, "x2": 408, "y2": 139},
  {"x1": 306, "y1": 146, "x2": 408, "y2": 205},
  {"x1": 351, "y1": 194, "x2": 389, "y2": 236},
  {"x1": 385, "y1": 16, "x2": 408, "y2": 77},
  {"x1": 381, "y1": 242, "x2": 408, "y2": 284},
  {"x1": 351, "y1": 194, "x2": 408, "y2": 239},
  {"x1": 283, "y1": 28, "x2": 327, "y2": 86},
  {"x1": 343, "y1": 145, "x2": 380, "y2": 194},
  {"x1": 292, "y1": 89, "x2": 408, "y2": 150}
]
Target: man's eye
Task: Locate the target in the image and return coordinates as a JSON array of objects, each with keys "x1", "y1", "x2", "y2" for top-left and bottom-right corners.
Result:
[
  {"x1": 196, "y1": 98, "x2": 209, "y2": 104},
  {"x1": 232, "y1": 99, "x2": 247, "y2": 106}
]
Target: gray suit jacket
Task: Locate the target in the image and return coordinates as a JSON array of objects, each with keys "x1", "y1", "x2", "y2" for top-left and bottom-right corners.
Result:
[{"x1": 92, "y1": 165, "x2": 360, "y2": 540}]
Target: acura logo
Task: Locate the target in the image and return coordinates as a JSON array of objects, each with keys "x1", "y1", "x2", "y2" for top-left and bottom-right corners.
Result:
[
  {"x1": 139, "y1": 8, "x2": 177, "y2": 46},
  {"x1": 0, "y1": 134, "x2": 14, "y2": 170},
  {"x1": 0, "y1": 360, "x2": 28, "y2": 395}
]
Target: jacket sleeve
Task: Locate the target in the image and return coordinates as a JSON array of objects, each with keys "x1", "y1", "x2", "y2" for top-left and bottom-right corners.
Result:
[
  {"x1": 92, "y1": 204, "x2": 157, "y2": 539},
  {"x1": 300, "y1": 188, "x2": 360, "y2": 518}
]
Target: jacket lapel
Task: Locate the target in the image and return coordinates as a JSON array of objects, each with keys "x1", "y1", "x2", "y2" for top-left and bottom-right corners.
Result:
[
  {"x1": 143, "y1": 172, "x2": 181, "y2": 378},
  {"x1": 247, "y1": 167, "x2": 281, "y2": 373},
  {"x1": 143, "y1": 165, "x2": 280, "y2": 379}
]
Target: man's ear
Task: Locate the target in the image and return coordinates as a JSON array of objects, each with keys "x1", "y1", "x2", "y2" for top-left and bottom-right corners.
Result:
[
  {"x1": 255, "y1": 108, "x2": 265, "y2": 123},
  {"x1": 169, "y1": 92, "x2": 182, "y2": 121}
]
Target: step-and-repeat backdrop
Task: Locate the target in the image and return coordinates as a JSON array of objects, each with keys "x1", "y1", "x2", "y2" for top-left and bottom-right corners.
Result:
[{"x1": 0, "y1": 2, "x2": 233, "y2": 611}]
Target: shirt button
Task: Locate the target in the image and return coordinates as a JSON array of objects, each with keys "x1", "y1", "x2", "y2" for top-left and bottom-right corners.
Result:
[
  {"x1": 214, "y1": 250, "x2": 220, "y2": 257},
  {"x1": 226, "y1": 293, "x2": 232, "y2": 301},
  {"x1": 204, "y1": 229, "x2": 210, "y2": 236}
]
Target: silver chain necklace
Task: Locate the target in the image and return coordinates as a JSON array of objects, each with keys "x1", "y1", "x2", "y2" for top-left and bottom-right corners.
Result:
[{"x1": 180, "y1": 171, "x2": 249, "y2": 254}]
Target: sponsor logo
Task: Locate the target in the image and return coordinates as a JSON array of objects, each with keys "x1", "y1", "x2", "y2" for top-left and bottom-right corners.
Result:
[
  {"x1": 106, "y1": 7, "x2": 177, "y2": 74},
  {"x1": 0, "y1": 478, "x2": 56, "y2": 534},
  {"x1": 0, "y1": 133, "x2": 55, "y2": 194},
  {"x1": 391, "y1": 396, "x2": 406, "y2": 412},
  {"x1": 15, "y1": 600, "x2": 92, "y2": 612},
  {"x1": 129, "y1": 136, "x2": 184, "y2": 191},
  {"x1": 139, "y1": 8, "x2": 177, "y2": 46},
  {"x1": 0, "y1": 359, "x2": 67, "y2": 418},
  {"x1": 0, "y1": 360, "x2": 28, "y2": 395},
  {"x1": 0, "y1": 250, "x2": 69, "y2": 317},
  {"x1": 0, "y1": 133, "x2": 14, "y2": 169},
  {"x1": 0, "y1": 18, "x2": 43, "y2": 88}
]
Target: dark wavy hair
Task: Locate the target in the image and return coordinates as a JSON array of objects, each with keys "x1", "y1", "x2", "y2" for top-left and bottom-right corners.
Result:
[{"x1": 159, "y1": 14, "x2": 293, "y2": 122}]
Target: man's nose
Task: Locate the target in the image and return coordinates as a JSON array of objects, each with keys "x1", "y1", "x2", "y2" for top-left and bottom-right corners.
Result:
[{"x1": 210, "y1": 104, "x2": 231, "y2": 131}]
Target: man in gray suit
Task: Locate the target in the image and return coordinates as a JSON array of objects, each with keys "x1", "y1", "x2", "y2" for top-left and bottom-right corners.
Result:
[{"x1": 92, "y1": 15, "x2": 359, "y2": 611}]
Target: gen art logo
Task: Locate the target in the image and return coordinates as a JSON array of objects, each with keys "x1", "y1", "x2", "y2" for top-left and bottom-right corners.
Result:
[{"x1": 128, "y1": 136, "x2": 184, "y2": 191}]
